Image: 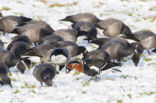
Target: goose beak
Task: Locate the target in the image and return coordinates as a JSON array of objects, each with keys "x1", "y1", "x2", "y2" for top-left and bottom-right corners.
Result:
[
  {"x1": 59, "y1": 18, "x2": 67, "y2": 21},
  {"x1": 132, "y1": 52, "x2": 140, "y2": 66}
]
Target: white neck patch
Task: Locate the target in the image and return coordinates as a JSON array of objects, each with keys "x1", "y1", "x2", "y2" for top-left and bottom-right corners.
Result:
[{"x1": 51, "y1": 54, "x2": 67, "y2": 64}]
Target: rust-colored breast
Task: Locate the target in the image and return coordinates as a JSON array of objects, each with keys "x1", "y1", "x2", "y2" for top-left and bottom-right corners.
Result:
[
  {"x1": 67, "y1": 62, "x2": 84, "y2": 73},
  {"x1": 73, "y1": 62, "x2": 84, "y2": 73}
]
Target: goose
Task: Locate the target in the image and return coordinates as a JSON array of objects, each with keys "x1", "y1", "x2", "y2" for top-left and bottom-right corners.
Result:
[
  {"x1": 7, "y1": 35, "x2": 30, "y2": 50},
  {"x1": 0, "y1": 50, "x2": 26, "y2": 73},
  {"x1": 66, "y1": 57, "x2": 121, "y2": 81},
  {"x1": 0, "y1": 62, "x2": 12, "y2": 87},
  {"x1": 24, "y1": 43, "x2": 55, "y2": 63},
  {"x1": 52, "y1": 41, "x2": 86, "y2": 57},
  {"x1": 96, "y1": 18, "x2": 139, "y2": 41},
  {"x1": 67, "y1": 49, "x2": 121, "y2": 74},
  {"x1": 71, "y1": 22, "x2": 97, "y2": 41},
  {"x1": 24, "y1": 41, "x2": 86, "y2": 63},
  {"x1": 33, "y1": 63, "x2": 56, "y2": 86},
  {"x1": 43, "y1": 34, "x2": 64, "y2": 44},
  {"x1": 53, "y1": 29, "x2": 77, "y2": 42},
  {"x1": 50, "y1": 47, "x2": 70, "y2": 72},
  {"x1": 101, "y1": 39, "x2": 140, "y2": 66},
  {"x1": 9, "y1": 42, "x2": 30, "y2": 57},
  {"x1": 0, "y1": 14, "x2": 31, "y2": 35},
  {"x1": 60, "y1": 13, "x2": 100, "y2": 24},
  {"x1": 91, "y1": 37, "x2": 128, "y2": 48},
  {"x1": 133, "y1": 31, "x2": 156, "y2": 55},
  {"x1": 13, "y1": 20, "x2": 54, "y2": 44}
]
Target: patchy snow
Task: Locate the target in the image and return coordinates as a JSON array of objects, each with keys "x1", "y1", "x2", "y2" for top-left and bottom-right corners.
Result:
[{"x1": 0, "y1": 0, "x2": 156, "y2": 103}]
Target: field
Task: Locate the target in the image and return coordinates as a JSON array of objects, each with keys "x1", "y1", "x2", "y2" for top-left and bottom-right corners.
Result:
[{"x1": 0, "y1": 0, "x2": 156, "y2": 103}]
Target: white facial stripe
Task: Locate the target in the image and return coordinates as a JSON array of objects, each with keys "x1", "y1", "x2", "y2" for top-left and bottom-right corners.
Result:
[{"x1": 99, "y1": 62, "x2": 107, "y2": 70}]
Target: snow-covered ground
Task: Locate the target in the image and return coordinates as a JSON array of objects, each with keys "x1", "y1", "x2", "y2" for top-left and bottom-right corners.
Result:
[{"x1": 0, "y1": 0, "x2": 156, "y2": 103}]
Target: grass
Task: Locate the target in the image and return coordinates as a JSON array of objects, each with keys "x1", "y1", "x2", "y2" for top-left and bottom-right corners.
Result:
[
  {"x1": 120, "y1": 75, "x2": 130, "y2": 79},
  {"x1": 1, "y1": 6, "x2": 11, "y2": 11},
  {"x1": 39, "y1": 0, "x2": 47, "y2": 4},
  {"x1": 127, "y1": 12, "x2": 133, "y2": 16},
  {"x1": 9, "y1": 73, "x2": 13, "y2": 76},
  {"x1": 82, "y1": 81, "x2": 90, "y2": 87},
  {"x1": 144, "y1": 58, "x2": 152, "y2": 62},
  {"x1": 49, "y1": 2, "x2": 77, "y2": 8},
  {"x1": 127, "y1": 94, "x2": 132, "y2": 99},
  {"x1": 139, "y1": 92, "x2": 155, "y2": 96},
  {"x1": 117, "y1": 99, "x2": 123, "y2": 103},
  {"x1": 73, "y1": 71, "x2": 80, "y2": 76},
  {"x1": 148, "y1": 63, "x2": 156, "y2": 66},
  {"x1": 81, "y1": 90, "x2": 87, "y2": 94},
  {"x1": 14, "y1": 89, "x2": 20, "y2": 94}
]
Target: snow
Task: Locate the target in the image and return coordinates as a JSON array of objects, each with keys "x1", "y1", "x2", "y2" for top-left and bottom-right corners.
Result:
[{"x1": 0, "y1": 0, "x2": 156, "y2": 103}]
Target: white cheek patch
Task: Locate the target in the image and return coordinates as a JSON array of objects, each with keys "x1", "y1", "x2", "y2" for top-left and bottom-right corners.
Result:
[
  {"x1": 51, "y1": 55, "x2": 67, "y2": 64},
  {"x1": 90, "y1": 66, "x2": 100, "y2": 72}
]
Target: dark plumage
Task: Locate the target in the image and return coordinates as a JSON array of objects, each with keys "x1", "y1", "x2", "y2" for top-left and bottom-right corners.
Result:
[
  {"x1": 33, "y1": 63, "x2": 56, "y2": 86},
  {"x1": 43, "y1": 34, "x2": 64, "y2": 44},
  {"x1": 133, "y1": 31, "x2": 156, "y2": 55},
  {"x1": 13, "y1": 20, "x2": 54, "y2": 44},
  {"x1": 72, "y1": 22, "x2": 97, "y2": 41},
  {"x1": 90, "y1": 38, "x2": 110, "y2": 47},
  {"x1": 10, "y1": 42, "x2": 30, "y2": 57},
  {"x1": 96, "y1": 18, "x2": 139, "y2": 41},
  {"x1": 91, "y1": 37, "x2": 128, "y2": 48},
  {"x1": 101, "y1": 39, "x2": 140, "y2": 66},
  {"x1": 24, "y1": 43, "x2": 55, "y2": 63},
  {"x1": 0, "y1": 50, "x2": 26, "y2": 73},
  {"x1": 60, "y1": 13, "x2": 100, "y2": 24},
  {"x1": 0, "y1": 15, "x2": 32, "y2": 35},
  {"x1": 52, "y1": 41, "x2": 86, "y2": 57},
  {"x1": 53, "y1": 29, "x2": 78, "y2": 42},
  {"x1": 0, "y1": 39, "x2": 4, "y2": 50},
  {"x1": 7, "y1": 35, "x2": 30, "y2": 50},
  {"x1": 0, "y1": 62, "x2": 12, "y2": 87}
]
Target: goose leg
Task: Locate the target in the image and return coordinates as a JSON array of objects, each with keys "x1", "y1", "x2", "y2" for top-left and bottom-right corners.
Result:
[
  {"x1": 87, "y1": 76, "x2": 94, "y2": 82},
  {"x1": 55, "y1": 65, "x2": 60, "y2": 74},
  {"x1": 147, "y1": 50, "x2": 151, "y2": 55},
  {"x1": 40, "y1": 82, "x2": 43, "y2": 87}
]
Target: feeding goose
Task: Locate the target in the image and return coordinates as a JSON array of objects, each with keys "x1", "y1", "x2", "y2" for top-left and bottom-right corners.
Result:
[
  {"x1": 0, "y1": 50, "x2": 26, "y2": 74},
  {"x1": 0, "y1": 14, "x2": 31, "y2": 35},
  {"x1": 53, "y1": 29, "x2": 78, "y2": 42},
  {"x1": 60, "y1": 13, "x2": 100, "y2": 24},
  {"x1": 7, "y1": 35, "x2": 30, "y2": 50},
  {"x1": 71, "y1": 22, "x2": 97, "y2": 41},
  {"x1": 13, "y1": 20, "x2": 54, "y2": 44},
  {"x1": 33, "y1": 63, "x2": 56, "y2": 87},
  {"x1": 96, "y1": 18, "x2": 139, "y2": 41},
  {"x1": 133, "y1": 31, "x2": 156, "y2": 55},
  {"x1": 50, "y1": 47, "x2": 71, "y2": 72},
  {"x1": 101, "y1": 38, "x2": 140, "y2": 66}
]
